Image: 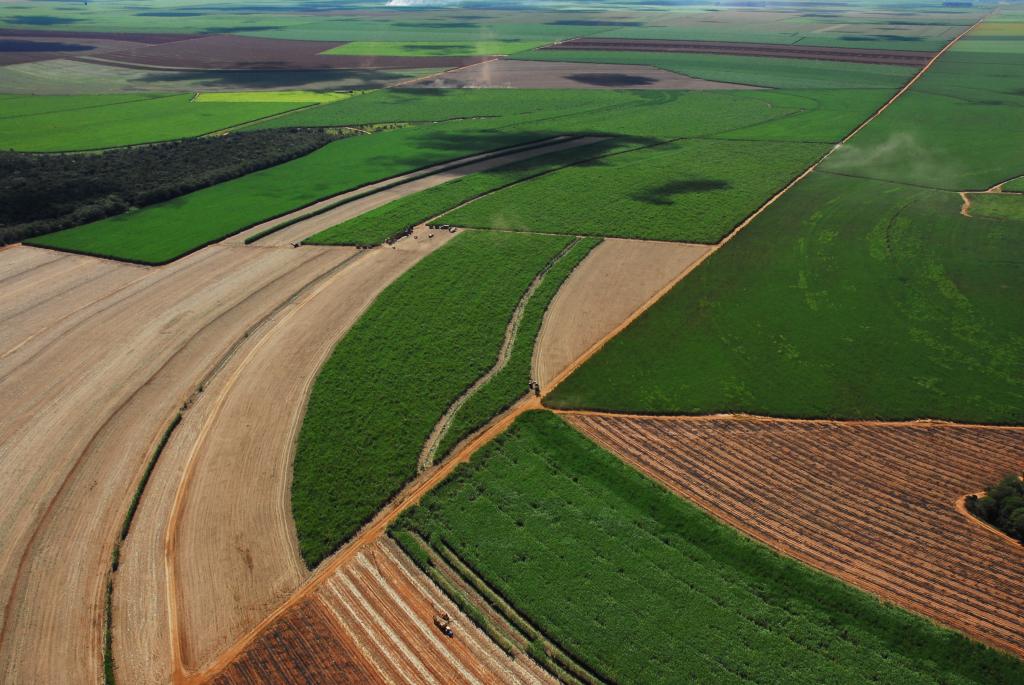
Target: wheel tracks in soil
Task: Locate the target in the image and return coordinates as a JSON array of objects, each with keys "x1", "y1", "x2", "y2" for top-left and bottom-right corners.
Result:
[{"x1": 188, "y1": 19, "x2": 989, "y2": 681}]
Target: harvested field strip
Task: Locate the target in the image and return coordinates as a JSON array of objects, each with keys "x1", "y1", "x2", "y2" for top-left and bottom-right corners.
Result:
[
  {"x1": 315, "y1": 539, "x2": 552, "y2": 685},
  {"x1": 209, "y1": 596, "x2": 383, "y2": 685},
  {"x1": 565, "y1": 412, "x2": 1024, "y2": 658},
  {"x1": 0, "y1": 244, "x2": 351, "y2": 685},
  {"x1": 431, "y1": 236, "x2": 601, "y2": 464},
  {"x1": 308, "y1": 137, "x2": 616, "y2": 247},
  {"x1": 401, "y1": 411, "x2": 1024, "y2": 684},
  {"x1": 292, "y1": 231, "x2": 572, "y2": 567},
  {"x1": 533, "y1": 238, "x2": 711, "y2": 390},
  {"x1": 545, "y1": 38, "x2": 935, "y2": 66}
]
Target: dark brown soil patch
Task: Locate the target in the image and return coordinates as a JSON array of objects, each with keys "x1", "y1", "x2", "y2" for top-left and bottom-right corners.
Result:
[{"x1": 545, "y1": 38, "x2": 935, "y2": 66}]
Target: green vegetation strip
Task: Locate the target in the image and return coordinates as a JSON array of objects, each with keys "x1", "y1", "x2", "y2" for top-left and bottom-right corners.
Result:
[
  {"x1": 307, "y1": 141, "x2": 617, "y2": 247},
  {"x1": 400, "y1": 411, "x2": 1024, "y2": 685},
  {"x1": 26, "y1": 123, "x2": 546, "y2": 264},
  {"x1": 433, "y1": 237, "x2": 601, "y2": 461},
  {"x1": 0, "y1": 93, "x2": 307, "y2": 152},
  {"x1": 549, "y1": 173, "x2": 1024, "y2": 424},
  {"x1": 292, "y1": 231, "x2": 571, "y2": 567},
  {"x1": 441, "y1": 139, "x2": 826, "y2": 243},
  {"x1": 967, "y1": 192, "x2": 1024, "y2": 222}
]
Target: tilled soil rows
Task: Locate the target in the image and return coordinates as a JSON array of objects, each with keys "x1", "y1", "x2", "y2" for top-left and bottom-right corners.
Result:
[
  {"x1": 565, "y1": 413, "x2": 1024, "y2": 658},
  {"x1": 545, "y1": 38, "x2": 934, "y2": 66}
]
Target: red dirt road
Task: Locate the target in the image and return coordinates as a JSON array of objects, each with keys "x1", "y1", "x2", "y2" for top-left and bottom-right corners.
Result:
[{"x1": 566, "y1": 413, "x2": 1024, "y2": 658}]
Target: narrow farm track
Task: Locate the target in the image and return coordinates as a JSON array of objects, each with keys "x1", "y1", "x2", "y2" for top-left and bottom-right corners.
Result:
[
  {"x1": 230, "y1": 135, "x2": 600, "y2": 246},
  {"x1": 193, "y1": 20, "x2": 986, "y2": 682},
  {"x1": 564, "y1": 413, "x2": 1024, "y2": 658},
  {"x1": 418, "y1": 237, "x2": 581, "y2": 471},
  {"x1": 0, "y1": 243, "x2": 351, "y2": 685}
]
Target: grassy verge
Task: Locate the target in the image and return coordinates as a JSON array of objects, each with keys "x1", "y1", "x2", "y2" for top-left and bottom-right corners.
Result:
[
  {"x1": 292, "y1": 231, "x2": 572, "y2": 567},
  {"x1": 548, "y1": 172, "x2": 1024, "y2": 424},
  {"x1": 433, "y1": 236, "x2": 601, "y2": 461},
  {"x1": 402, "y1": 411, "x2": 1024, "y2": 684},
  {"x1": 306, "y1": 140, "x2": 619, "y2": 247},
  {"x1": 968, "y1": 192, "x2": 1024, "y2": 222}
]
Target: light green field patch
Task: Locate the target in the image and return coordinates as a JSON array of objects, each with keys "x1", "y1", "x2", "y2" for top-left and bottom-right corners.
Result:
[
  {"x1": 322, "y1": 41, "x2": 545, "y2": 56},
  {"x1": 968, "y1": 192, "x2": 1024, "y2": 221},
  {"x1": 193, "y1": 90, "x2": 359, "y2": 104}
]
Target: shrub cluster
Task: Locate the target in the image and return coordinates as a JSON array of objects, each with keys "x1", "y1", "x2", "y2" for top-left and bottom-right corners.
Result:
[
  {"x1": 0, "y1": 128, "x2": 333, "y2": 244},
  {"x1": 966, "y1": 474, "x2": 1024, "y2": 542}
]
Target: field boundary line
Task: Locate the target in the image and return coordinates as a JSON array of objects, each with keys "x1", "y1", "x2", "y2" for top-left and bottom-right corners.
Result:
[
  {"x1": 418, "y1": 237, "x2": 581, "y2": 470},
  {"x1": 540, "y1": 15, "x2": 986, "y2": 398},
  {"x1": 553, "y1": 409, "x2": 1024, "y2": 432}
]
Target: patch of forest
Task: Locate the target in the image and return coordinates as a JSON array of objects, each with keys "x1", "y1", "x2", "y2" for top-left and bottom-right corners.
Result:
[
  {"x1": 966, "y1": 474, "x2": 1024, "y2": 542},
  {"x1": 1, "y1": 128, "x2": 335, "y2": 244}
]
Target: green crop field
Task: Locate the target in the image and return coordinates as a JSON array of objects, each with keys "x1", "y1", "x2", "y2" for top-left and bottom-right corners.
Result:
[
  {"x1": 398, "y1": 411, "x2": 1024, "y2": 685},
  {"x1": 292, "y1": 231, "x2": 571, "y2": 567},
  {"x1": 548, "y1": 172, "x2": 1024, "y2": 424},
  {"x1": 307, "y1": 139, "x2": 620, "y2": 247},
  {"x1": 512, "y1": 49, "x2": 917, "y2": 90},
  {"x1": 25, "y1": 122, "x2": 547, "y2": 264},
  {"x1": 192, "y1": 90, "x2": 355, "y2": 104},
  {"x1": 322, "y1": 41, "x2": 544, "y2": 56},
  {"x1": 968, "y1": 193, "x2": 1024, "y2": 222},
  {"x1": 441, "y1": 139, "x2": 826, "y2": 243},
  {"x1": 0, "y1": 93, "x2": 305, "y2": 151},
  {"x1": 1004, "y1": 178, "x2": 1024, "y2": 192},
  {"x1": 432, "y1": 237, "x2": 601, "y2": 461},
  {"x1": 825, "y1": 29, "x2": 1024, "y2": 190}
]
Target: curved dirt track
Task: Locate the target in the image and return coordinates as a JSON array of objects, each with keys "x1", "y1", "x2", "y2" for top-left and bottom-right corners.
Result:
[
  {"x1": 565, "y1": 412, "x2": 1024, "y2": 658},
  {"x1": 533, "y1": 238, "x2": 710, "y2": 390},
  {"x1": 230, "y1": 136, "x2": 603, "y2": 247},
  {"x1": 0, "y1": 242, "x2": 352, "y2": 685}
]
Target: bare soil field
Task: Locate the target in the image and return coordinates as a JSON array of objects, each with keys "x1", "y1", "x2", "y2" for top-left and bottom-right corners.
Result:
[
  {"x1": 534, "y1": 238, "x2": 710, "y2": 390},
  {"x1": 316, "y1": 539, "x2": 553, "y2": 685},
  {"x1": 407, "y1": 58, "x2": 759, "y2": 89},
  {"x1": 77, "y1": 34, "x2": 488, "y2": 71},
  {"x1": 169, "y1": 228, "x2": 455, "y2": 675},
  {"x1": 209, "y1": 596, "x2": 382, "y2": 685},
  {"x1": 565, "y1": 413, "x2": 1024, "y2": 658},
  {"x1": 0, "y1": 243, "x2": 352, "y2": 685},
  {"x1": 233, "y1": 135, "x2": 603, "y2": 247},
  {"x1": 545, "y1": 38, "x2": 934, "y2": 66}
]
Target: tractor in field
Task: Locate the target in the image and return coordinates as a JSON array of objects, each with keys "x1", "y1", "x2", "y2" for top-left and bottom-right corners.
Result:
[{"x1": 433, "y1": 611, "x2": 454, "y2": 637}]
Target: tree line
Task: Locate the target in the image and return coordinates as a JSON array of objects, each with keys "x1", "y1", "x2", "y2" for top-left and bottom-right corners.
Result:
[{"x1": 1, "y1": 128, "x2": 335, "y2": 245}]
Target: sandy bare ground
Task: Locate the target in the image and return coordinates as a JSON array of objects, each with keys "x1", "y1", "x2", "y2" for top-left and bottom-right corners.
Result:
[
  {"x1": 533, "y1": 238, "x2": 710, "y2": 390},
  {"x1": 231, "y1": 135, "x2": 605, "y2": 247},
  {"x1": 0, "y1": 243, "x2": 351, "y2": 685},
  {"x1": 169, "y1": 228, "x2": 455, "y2": 675},
  {"x1": 317, "y1": 539, "x2": 553, "y2": 685},
  {"x1": 406, "y1": 58, "x2": 759, "y2": 89},
  {"x1": 566, "y1": 413, "x2": 1024, "y2": 658}
]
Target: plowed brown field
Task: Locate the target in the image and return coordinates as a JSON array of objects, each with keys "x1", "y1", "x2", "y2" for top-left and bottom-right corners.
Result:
[
  {"x1": 207, "y1": 539, "x2": 553, "y2": 684},
  {"x1": 533, "y1": 238, "x2": 710, "y2": 390},
  {"x1": 545, "y1": 38, "x2": 934, "y2": 66},
  {"x1": 209, "y1": 596, "x2": 382, "y2": 685},
  {"x1": 565, "y1": 413, "x2": 1024, "y2": 658}
]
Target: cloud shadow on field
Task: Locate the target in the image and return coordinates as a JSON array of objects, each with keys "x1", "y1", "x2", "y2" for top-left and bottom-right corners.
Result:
[
  {"x1": 6, "y1": 15, "x2": 82, "y2": 26},
  {"x1": 568, "y1": 73, "x2": 660, "y2": 87},
  {"x1": 631, "y1": 179, "x2": 730, "y2": 205}
]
